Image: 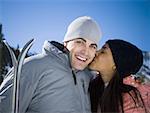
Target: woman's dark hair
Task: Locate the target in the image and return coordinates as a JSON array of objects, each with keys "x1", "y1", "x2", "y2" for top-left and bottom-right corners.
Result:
[{"x1": 89, "y1": 71, "x2": 147, "y2": 113}]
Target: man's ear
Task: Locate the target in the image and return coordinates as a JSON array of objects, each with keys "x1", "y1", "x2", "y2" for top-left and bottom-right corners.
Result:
[{"x1": 64, "y1": 42, "x2": 67, "y2": 47}]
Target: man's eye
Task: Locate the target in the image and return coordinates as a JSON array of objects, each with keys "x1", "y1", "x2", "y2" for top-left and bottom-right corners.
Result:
[
  {"x1": 91, "y1": 45, "x2": 97, "y2": 50},
  {"x1": 75, "y1": 40, "x2": 85, "y2": 44},
  {"x1": 89, "y1": 44, "x2": 97, "y2": 50}
]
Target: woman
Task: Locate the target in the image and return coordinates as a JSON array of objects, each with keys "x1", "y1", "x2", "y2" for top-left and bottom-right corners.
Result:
[{"x1": 89, "y1": 39, "x2": 150, "y2": 113}]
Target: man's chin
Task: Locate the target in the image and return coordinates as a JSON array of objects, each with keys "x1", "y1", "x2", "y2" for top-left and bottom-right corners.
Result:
[{"x1": 73, "y1": 65, "x2": 86, "y2": 71}]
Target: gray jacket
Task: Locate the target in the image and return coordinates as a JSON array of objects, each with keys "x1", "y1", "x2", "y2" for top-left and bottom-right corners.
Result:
[{"x1": 0, "y1": 41, "x2": 93, "y2": 113}]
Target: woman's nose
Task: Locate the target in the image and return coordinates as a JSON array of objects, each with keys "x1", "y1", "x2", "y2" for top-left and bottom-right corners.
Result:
[
  {"x1": 95, "y1": 51, "x2": 99, "y2": 57},
  {"x1": 96, "y1": 49, "x2": 102, "y2": 56}
]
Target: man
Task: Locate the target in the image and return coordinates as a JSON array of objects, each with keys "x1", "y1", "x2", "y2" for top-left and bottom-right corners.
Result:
[{"x1": 0, "y1": 16, "x2": 102, "y2": 113}]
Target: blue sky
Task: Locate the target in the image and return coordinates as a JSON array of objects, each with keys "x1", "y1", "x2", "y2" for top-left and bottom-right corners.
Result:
[{"x1": 0, "y1": 0, "x2": 150, "y2": 53}]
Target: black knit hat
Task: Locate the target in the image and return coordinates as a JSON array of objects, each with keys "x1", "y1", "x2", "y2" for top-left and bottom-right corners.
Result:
[{"x1": 106, "y1": 39, "x2": 143, "y2": 78}]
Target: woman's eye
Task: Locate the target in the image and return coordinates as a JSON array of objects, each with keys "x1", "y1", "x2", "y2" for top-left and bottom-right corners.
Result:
[{"x1": 102, "y1": 46, "x2": 106, "y2": 49}]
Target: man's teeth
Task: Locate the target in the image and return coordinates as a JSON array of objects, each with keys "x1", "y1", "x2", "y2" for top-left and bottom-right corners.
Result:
[{"x1": 77, "y1": 56, "x2": 87, "y2": 61}]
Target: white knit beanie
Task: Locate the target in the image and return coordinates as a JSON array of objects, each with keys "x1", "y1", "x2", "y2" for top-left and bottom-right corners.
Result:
[{"x1": 63, "y1": 16, "x2": 102, "y2": 45}]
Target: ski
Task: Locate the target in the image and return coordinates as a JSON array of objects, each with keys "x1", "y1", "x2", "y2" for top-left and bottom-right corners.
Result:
[
  {"x1": 12, "y1": 39, "x2": 34, "y2": 113},
  {"x1": 2, "y1": 39, "x2": 34, "y2": 113},
  {"x1": 3, "y1": 40, "x2": 17, "y2": 71}
]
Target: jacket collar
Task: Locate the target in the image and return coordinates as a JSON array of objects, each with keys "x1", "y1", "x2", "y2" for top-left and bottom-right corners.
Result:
[
  {"x1": 50, "y1": 41, "x2": 69, "y2": 54},
  {"x1": 42, "y1": 40, "x2": 69, "y2": 55}
]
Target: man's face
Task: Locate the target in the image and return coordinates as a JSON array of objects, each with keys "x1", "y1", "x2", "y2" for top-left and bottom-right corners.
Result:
[{"x1": 65, "y1": 38, "x2": 97, "y2": 70}]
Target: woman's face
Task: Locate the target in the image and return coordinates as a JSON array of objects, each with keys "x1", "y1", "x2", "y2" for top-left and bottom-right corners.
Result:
[{"x1": 89, "y1": 43, "x2": 116, "y2": 83}]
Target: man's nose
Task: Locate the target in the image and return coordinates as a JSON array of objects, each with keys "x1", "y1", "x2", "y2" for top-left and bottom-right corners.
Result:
[{"x1": 81, "y1": 45, "x2": 89, "y2": 55}]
